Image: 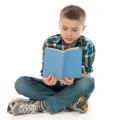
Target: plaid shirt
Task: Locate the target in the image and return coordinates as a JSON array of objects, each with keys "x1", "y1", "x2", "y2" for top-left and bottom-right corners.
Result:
[{"x1": 40, "y1": 34, "x2": 96, "y2": 76}]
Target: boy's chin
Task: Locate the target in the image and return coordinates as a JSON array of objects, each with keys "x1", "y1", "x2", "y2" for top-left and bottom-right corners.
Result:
[{"x1": 64, "y1": 41, "x2": 74, "y2": 45}]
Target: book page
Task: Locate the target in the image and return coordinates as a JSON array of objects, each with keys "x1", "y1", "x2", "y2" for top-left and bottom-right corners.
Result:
[
  {"x1": 43, "y1": 47, "x2": 64, "y2": 79},
  {"x1": 63, "y1": 48, "x2": 82, "y2": 78}
]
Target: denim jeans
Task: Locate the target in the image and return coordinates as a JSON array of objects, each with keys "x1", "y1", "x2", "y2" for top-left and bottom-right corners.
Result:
[{"x1": 15, "y1": 76, "x2": 95, "y2": 114}]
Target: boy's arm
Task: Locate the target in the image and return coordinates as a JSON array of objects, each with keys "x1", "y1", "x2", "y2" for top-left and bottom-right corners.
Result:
[
  {"x1": 82, "y1": 40, "x2": 96, "y2": 75},
  {"x1": 40, "y1": 41, "x2": 47, "y2": 76}
]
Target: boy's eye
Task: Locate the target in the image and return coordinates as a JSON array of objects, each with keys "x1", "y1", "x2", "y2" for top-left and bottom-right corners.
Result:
[
  {"x1": 72, "y1": 29, "x2": 79, "y2": 32},
  {"x1": 72, "y1": 29, "x2": 78, "y2": 32},
  {"x1": 62, "y1": 27, "x2": 68, "y2": 30},
  {"x1": 62, "y1": 27, "x2": 79, "y2": 32}
]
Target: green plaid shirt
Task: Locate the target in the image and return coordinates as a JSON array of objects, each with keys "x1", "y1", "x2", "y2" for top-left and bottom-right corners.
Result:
[{"x1": 40, "y1": 34, "x2": 96, "y2": 76}]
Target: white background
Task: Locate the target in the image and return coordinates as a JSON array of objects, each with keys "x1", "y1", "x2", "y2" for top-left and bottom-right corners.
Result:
[{"x1": 0, "y1": 0, "x2": 120, "y2": 120}]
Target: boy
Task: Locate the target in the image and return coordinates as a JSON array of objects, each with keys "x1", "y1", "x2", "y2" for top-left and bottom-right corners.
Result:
[{"x1": 7, "y1": 5, "x2": 95, "y2": 115}]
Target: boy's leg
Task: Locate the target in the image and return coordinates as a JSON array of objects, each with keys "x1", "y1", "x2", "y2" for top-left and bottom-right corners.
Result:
[
  {"x1": 14, "y1": 76, "x2": 57, "y2": 100},
  {"x1": 7, "y1": 76, "x2": 59, "y2": 115},
  {"x1": 7, "y1": 76, "x2": 94, "y2": 115},
  {"x1": 43, "y1": 77, "x2": 95, "y2": 114}
]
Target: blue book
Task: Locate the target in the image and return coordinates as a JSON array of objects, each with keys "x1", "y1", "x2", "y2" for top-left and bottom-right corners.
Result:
[{"x1": 43, "y1": 47, "x2": 82, "y2": 80}]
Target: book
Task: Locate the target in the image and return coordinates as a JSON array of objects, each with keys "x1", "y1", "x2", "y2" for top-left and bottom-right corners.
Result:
[{"x1": 43, "y1": 47, "x2": 82, "y2": 80}]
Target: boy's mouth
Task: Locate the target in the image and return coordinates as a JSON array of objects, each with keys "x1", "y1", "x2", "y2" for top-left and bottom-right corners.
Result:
[{"x1": 66, "y1": 38, "x2": 72, "y2": 41}]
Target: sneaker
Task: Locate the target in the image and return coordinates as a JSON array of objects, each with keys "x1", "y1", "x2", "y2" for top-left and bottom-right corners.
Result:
[
  {"x1": 7, "y1": 98, "x2": 45, "y2": 115},
  {"x1": 68, "y1": 96, "x2": 88, "y2": 113}
]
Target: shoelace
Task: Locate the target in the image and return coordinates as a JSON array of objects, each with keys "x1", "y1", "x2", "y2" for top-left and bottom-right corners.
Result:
[
  {"x1": 19, "y1": 101, "x2": 41, "y2": 114},
  {"x1": 69, "y1": 97, "x2": 87, "y2": 111}
]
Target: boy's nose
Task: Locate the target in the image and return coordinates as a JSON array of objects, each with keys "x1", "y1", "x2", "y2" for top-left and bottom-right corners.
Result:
[
  {"x1": 66, "y1": 31, "x2": 72, "y2": 36},
  {"x1": 67, "y1": 33, "x2": 71, "y2": 36}
]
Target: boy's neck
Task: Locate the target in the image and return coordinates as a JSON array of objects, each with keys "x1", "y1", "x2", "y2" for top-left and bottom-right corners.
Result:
[{"x1": 66, "y1": 44, "x2": 72, "y2": 49}]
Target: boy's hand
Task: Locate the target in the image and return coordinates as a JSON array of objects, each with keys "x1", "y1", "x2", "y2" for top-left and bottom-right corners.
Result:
[
  {"x1": 42, "y1": 74, "x2": 58, "y2": 86},
  {"x1": 57, "y1": 73, "x2": 90, "y2": 86},
  {"x1": 59, "y1": 77, "x2": 74, "y2": 85}
]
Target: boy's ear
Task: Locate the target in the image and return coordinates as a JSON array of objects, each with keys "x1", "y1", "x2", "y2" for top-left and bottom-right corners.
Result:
[
  {"x1": 82, "y1": 25, "x2": 86, "y2": 32},
  {"x1": 59, "y1": 21, "x2": 60, "y2": 29}
]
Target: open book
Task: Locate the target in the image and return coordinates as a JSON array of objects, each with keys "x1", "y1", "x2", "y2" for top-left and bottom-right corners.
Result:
[{"x1": 43, "y1": 47, "x2": 82, "y2": 80}]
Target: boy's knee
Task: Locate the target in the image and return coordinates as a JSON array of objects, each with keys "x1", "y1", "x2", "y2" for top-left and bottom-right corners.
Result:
[
  {"x1": 76, "y1": 77, "x2": 95, "y2": 92},
  {"x1": 14, "y1": 76, "x2": 29, "y2": 93}
]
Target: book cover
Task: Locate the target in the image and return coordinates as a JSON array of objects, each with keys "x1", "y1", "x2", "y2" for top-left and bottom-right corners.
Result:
[{"x1": 43, "y1": 47, "x2": 82, "y2": 80}]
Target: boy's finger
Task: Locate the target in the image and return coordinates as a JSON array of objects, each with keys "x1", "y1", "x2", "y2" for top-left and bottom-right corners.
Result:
[
  {"x1": 64, "y1": 77, "x2": 70, "y2": 83},
  {"x1": 47, "y1": 73, "x2": 52, "y2": 81},
  {"x1": 69, "y1": 78, "x2": 74, "y2": 84},
  {"x1": 70, "y1": 78, "x2": 74, "y2": 82},
  {"x1": 62, "y1": 79, "x2": 70, "y2": 85},
  {"x1": 53, "y1": 76, "x2": 57, "y2": 85},
  {"x1": 49, "y1": 75, "x2": 55, "y2": 84},
  {"x1": 48, "y1": 73, "x2": 52, "y2": 77},
  {"x1": 64, "y1": 77, "x2": 74, "y2": 84},
  {"x1": 54, "y1": 76, "x2": 57, "y2": 81}
]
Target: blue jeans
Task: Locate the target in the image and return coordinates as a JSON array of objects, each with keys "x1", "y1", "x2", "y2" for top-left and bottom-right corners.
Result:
[{"x1": 15, "y1": 76, "x2": 95, "y2": 114}]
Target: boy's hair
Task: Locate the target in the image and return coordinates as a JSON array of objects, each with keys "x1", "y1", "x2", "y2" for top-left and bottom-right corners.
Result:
[{"x1": 60, "y1": 5, "x2": 86, "y2": 24}]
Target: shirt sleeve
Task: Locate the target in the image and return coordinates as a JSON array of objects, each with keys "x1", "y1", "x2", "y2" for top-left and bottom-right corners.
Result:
[
  {"x1": 40, "y1": 41, "x2": 47, "y2": 76},
  {"x1": 82, "y1": 40, "x2": 96, "y2": 73}
]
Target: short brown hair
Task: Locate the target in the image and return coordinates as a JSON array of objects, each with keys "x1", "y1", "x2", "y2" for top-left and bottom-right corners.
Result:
[{"x1": 60, "y1": 5, "x2": 86, "y2": 23}]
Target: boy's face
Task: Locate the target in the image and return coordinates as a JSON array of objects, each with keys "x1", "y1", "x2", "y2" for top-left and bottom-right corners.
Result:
[{"x1": 59, "y1": 16, "x2": 85, "y2": 45}]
